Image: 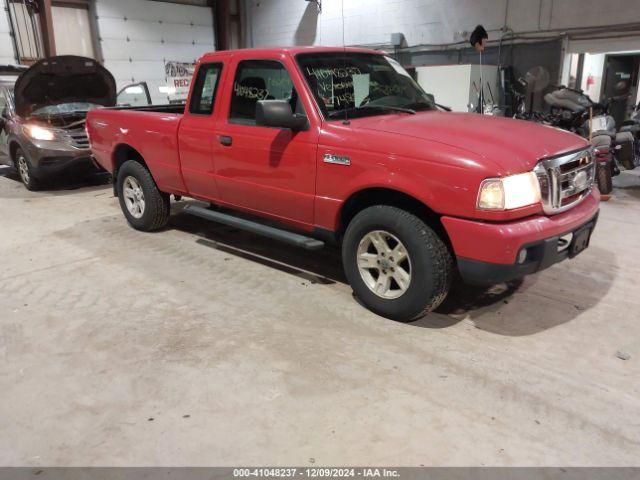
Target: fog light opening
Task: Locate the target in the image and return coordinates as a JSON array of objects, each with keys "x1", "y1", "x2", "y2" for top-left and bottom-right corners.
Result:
[
  {"x1": 558, "y1": 233, "x2": 573, "y2": 252},
  {"x1": 517, "y1": 249, "x2": 528, "y2": 264}
]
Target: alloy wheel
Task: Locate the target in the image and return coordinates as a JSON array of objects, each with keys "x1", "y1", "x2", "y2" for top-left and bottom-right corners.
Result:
[
  {"x1": 17, "y1": 155, "x2": 30, "y2": 185},
  {"x1": 356, "y1": 230, "x2": 412, "y2": 299},
  {"x1": 123, "y1": 176, "x2": 146, "y2": 219}
]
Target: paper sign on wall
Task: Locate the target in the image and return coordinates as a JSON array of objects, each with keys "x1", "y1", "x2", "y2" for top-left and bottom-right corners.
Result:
[{"x1": 164, "y1": 61, "x2": 196, "y2": 103}]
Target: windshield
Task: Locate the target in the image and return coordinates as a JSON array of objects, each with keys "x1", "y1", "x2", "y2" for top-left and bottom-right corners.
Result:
[
  {"x1": 32, "y1": 102, "x2": 102, "y2": 116},
  {"x1": 296, "y1": 52, "x2": 435, "y2": 120}
]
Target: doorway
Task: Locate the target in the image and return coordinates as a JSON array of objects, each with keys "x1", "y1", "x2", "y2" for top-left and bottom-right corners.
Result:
[{"x1": 602, "y1": 54, "x2": 640, "y2": 126}]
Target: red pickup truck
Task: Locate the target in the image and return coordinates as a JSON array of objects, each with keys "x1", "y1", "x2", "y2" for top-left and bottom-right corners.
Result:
[{"x1": 87, "y1": 47, "x2": 600, "y2": 321}]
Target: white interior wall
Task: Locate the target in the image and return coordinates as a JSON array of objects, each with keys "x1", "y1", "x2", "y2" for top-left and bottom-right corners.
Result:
[
  {"x1": 581, "y1": 53, "x2": 606, "y2": 101},
  {"x1": 0, "y1": 4, "x2": 17, "y2": 64},
  {"x1": 96, "y1": 0, "x2": 215, "y2": 104},
  {"x1": 245, "y1": 0, "x2": 640, "y2": 48}
]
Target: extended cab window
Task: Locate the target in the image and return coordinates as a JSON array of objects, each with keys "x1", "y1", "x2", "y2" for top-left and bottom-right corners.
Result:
[
  {"x1": 189, "y1": 63, "x2": 223, "y2": 115},
  {"x1": 296, "y1": 53, "x2": 435, "y2": 120},
  {"x1": 230, "y1": 60, "x2": 304, "y2": 125}
]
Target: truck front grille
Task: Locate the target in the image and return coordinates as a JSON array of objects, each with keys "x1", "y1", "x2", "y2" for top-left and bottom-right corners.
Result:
[
  {"x1": 534, "y1": 149, "x2": 595, "y2": 214},
  {"x1": 61, "y1": 128, "x2": 90, "y2": 150}
]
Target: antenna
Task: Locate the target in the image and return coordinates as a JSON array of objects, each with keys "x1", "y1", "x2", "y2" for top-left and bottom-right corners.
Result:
[{"x1": 341, "y1": 0, "x2": 349, "y2": 125}]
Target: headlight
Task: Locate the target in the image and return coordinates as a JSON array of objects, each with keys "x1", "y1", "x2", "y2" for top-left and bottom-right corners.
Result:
[
  {"x1": 24, "y1": 124, "x2": 56, "y2": 141},
  {"x1": 477, "y1": 172, "x2": 541, "y2": 210}
]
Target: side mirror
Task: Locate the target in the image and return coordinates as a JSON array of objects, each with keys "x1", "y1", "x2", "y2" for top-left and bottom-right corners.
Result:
[{"x1": 256, "y1": 100, "x2": 308, "y2": 131}]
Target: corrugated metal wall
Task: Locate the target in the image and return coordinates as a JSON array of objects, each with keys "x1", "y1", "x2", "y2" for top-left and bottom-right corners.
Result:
[{"x1": 95, "y1": 0, "x2": 215, "y2": 104}]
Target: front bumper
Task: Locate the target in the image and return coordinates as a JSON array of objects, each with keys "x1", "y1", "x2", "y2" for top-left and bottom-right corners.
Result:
[
  {"x1": 442, "y1": 188, "x2": 600, "y2": 285},
  {"x1": 34, "y1": 154, "x2": 96, "y2": 175},
  {"x1": 457, "y1": 213, "x2": 598, "y2": 285},
  {"x1": 23, "y1": 141, "x2": 96, "y2": 175}
]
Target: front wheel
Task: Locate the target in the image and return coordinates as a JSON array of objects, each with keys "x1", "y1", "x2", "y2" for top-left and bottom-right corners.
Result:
[
  {"x1": 117, "y1": 160, "x2": 170, "y2": 231},
  {"x1": 342, "y1": 206, "x2": 453, "y2": 322},
  {"x1": 15, "y1": 148, "x2": 41, "y2": 191}
]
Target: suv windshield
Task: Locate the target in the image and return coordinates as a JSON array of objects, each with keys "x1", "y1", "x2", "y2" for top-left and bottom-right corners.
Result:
[{"x1": 296, "y1": 52, "x2": 435, "y2": 120}]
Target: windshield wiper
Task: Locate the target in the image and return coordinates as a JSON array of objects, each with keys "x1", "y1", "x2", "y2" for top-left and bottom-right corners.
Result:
[
  {"x1": 359, "y1": 104, "x2": 416, "y2": 114},
  {"x1": 328, "y1": 104, "x2": 416, "y2": 119},
  {"x1": 400, "y1": 101, "x2": 437, "y2": 111}
]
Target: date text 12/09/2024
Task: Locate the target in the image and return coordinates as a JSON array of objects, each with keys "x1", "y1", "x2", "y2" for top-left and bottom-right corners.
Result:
[{"x1": 233, "y1": 468, "x2": 400, "y2": 478}]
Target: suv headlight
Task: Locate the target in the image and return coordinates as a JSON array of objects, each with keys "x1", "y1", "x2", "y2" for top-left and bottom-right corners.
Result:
[
  {"x1": 24, "y1": 124, "x2": 56, "y2": 141},
  {"x1": 477, "y1": 172, "x2": 541, "y2": 210}
]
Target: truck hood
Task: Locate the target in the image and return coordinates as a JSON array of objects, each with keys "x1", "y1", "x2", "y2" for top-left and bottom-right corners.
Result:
[
  {"x1": 352, "y1": 111, "x2": 589, "y2": 174},
  {"x1": 14, "y1": 56, "x2": 116, "y2": 117}
]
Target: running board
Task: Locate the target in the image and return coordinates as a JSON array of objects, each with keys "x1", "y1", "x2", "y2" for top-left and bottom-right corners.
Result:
[{"x1": 183, "y1": 205, "x2": 325, "y2": 251}]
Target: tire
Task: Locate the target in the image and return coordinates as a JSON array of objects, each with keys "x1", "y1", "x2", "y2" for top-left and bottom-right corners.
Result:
[
  {"x1": 342, "y1": 205, "x2": 453, "y2": 322},
  {"x1": 116, "y1": 160, "x2": 170, "y2": 231},
  {"x1": 596, "y1": 162, "x2": 613, "y2": 195},
  {"x1": 14, "y1": 148, "x2": 42, "y2": 191}
]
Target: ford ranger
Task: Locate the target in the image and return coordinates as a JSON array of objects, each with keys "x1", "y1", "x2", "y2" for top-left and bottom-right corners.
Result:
[{"x1": 87, "y1": 47, "x2": 600, "y2": 321}]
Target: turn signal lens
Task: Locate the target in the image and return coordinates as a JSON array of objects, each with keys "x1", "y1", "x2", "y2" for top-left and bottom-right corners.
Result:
[
  {"x1": 478, "y1": 172, "x2": 541, "y2": 211},
  {"x1": 477, "y1": 179, "x2": 504, "y2": 210},
  {"x1": 24, "y1": 124, "x2": 55, "y2": 141}
]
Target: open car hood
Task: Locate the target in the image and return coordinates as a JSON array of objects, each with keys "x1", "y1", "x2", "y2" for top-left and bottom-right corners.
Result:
[{"x1": 13, "y1": 56, "x2": 116, "y2": 117}]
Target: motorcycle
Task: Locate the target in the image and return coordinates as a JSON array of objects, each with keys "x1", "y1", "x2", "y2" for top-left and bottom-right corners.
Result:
[
  {"x1": 543, "y1": 87, "x2": 634, "y2": 195},
  {"x1": 618, "y1": 101, "x2": 640, "y2": 171}
]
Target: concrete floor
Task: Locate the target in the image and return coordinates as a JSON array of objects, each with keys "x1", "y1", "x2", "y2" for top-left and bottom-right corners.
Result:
[{"x1": 0, "y1": 166, "x2": 639, "y2": 467}]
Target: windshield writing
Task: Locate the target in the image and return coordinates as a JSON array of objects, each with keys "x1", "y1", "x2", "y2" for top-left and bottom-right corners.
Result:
[{"x1": 297, "y1": 53, "x2": 434, "y2": 119}]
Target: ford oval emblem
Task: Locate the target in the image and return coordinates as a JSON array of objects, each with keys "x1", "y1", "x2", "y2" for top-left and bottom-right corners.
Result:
[{"x1": 573, "y1": 170, "x2": 588, "y2": 191}]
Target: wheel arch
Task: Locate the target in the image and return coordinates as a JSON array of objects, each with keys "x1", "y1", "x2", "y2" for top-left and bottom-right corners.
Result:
[
  {"x1": 339, "y1": 187, "x2": 452, "y2": 248},
  {"x1": 112, "y1": 143, "x2": 147, "y2": 194},
  {"x1": 9, "y1": 139, "x2": 23, "y2": 164}
]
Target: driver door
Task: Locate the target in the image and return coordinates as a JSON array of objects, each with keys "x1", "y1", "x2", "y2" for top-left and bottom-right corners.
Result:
[
  {"x1": 116, "y1": 82, "x2": 152, "y2": 107},
  {"x1": 212, "y1": 58, "x2": 319, "y2": 227}
]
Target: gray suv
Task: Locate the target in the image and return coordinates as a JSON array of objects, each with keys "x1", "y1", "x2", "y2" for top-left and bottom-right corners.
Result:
[{"x1": 0, "y1": 56, "x2": 116, "y2": 190}]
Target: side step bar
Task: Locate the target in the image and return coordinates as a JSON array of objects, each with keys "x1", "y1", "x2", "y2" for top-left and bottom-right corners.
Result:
[{"x1": 183, "y1": 205, "x2": 325, "y2": 251}]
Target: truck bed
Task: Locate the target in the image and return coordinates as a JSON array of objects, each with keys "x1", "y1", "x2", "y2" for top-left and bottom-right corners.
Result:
[
  {"x1": 87, "y1": 105, "x2": 187, "y2": 194},
  {"x1": 108, "y1": 104, "x2": 186, "y2": 114}
]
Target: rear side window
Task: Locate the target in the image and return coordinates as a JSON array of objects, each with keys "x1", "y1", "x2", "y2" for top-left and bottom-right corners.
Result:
[
  {"x1": 189, "y1": 63, "x2": 223, "y2": 115},
  {"x1": 229, "y1": 59, "x2": 304, "y2": 125}
]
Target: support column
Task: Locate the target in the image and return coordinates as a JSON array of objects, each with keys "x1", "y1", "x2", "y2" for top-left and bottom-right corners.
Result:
[{"x1": 38, "y1": 0, "x2": 56, "y2": 57}]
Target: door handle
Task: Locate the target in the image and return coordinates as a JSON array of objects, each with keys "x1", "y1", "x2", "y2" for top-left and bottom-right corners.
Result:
[{"x1": 219, "y1": 135, "x2": 233, "y2": 146}]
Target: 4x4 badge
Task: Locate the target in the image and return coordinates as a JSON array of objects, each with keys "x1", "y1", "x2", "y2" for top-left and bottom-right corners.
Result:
[{"x1": 323, "y1": 153, "x2": 351, "y2": 166}]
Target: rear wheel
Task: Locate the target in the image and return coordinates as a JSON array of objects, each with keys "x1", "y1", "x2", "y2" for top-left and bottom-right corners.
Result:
[
  {"x1": 15, "y1": 148, "x2": 41, "y2": 191},
  {"x1": 342, "y1": 205, "x2": 453, "y2": 321},
  {"x1": 117, "y1": 160, "x2": 170, "y2": 231}
]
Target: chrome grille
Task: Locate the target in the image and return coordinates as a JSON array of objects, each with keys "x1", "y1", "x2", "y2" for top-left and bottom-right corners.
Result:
[
  {"x1": 61, "y1": 127, "x2": 90, "y2": 150},
  {"x1": 534, "y1": 149, "x2": 595, "y2": 214}
]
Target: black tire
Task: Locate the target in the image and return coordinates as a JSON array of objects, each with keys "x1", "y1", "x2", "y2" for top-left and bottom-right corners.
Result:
[
  {"x1": 117, "y1": 160, "x2": 170, "y2": 231},
  {"x1": 14, "y1": 148, "x2": 42, "y2": 191},
  {"x1": 596, "y1": 162, "x2": 613, "y2": 195},
  {"x1": 342, "y1": 205, "x2": 453, "y2": 322}
]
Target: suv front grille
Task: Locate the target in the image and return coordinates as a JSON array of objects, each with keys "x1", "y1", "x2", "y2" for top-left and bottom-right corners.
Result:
[
  {"x1": 534, "y1": 149, "x2": 595, "y2": 214},
  {"x1": 60, "y1": 127, "x2": 90, "y2": 150}
]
